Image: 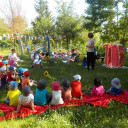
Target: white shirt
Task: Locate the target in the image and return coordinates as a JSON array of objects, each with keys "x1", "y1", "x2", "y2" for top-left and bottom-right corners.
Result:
[
  {"x1": 19, "y1": 94, "x2": 34, "y2": 106},
  {"x1": 9, "y1": 53, "x2": 17, "y2": 60},
  {"x1": 87, "y1": 39, "x2": 95, "y2": 52},
  {"x1": 50, "y1": 90, "x2": 64, "y2": 105}
]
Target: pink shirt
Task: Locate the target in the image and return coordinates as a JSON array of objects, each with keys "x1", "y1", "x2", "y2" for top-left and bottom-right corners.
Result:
[{"x1": 91, "y1": 85, "x2": 105, "y2": 96}]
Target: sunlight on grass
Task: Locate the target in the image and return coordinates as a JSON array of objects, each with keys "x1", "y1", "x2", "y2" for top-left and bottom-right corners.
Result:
[{"x1": 0, "y1": 51, "x2": 128, "y2": 127}]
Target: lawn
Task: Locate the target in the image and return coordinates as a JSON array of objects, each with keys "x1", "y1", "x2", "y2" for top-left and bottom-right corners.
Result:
[{"x1": 0, "y1": 52, "x2": 128, "y2": 128}]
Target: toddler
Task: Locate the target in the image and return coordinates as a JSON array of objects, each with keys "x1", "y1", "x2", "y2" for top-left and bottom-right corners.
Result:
[
  {"x1": 34, "y1": 79, "x2": 49, "y2": 105},
  {"x1": 22, "y1": 71, "x2": 35, "y2": 89},
  {"x1": 15, "y1": 86, "x2": 36, "y2": 113},
  {"x1": 91, "y1": 78, "x2": 105, "y2": 96},
  {"x1": 5, "y1": 81, "x2": 21, "y2": 107},
  {"x1": 106, "y1": 78, "x2": 121, "y2": 95},
  {"x1": 61, "y1": 79, "x2": 72, "y2": 100},
  {"x1": 50, "y1": 81, "x2": 64, "y2": 105},
  {"x1": 7, "y1": 66, "x2": 16, "y2": 83},
  {"x1": 70, "y1": 74, "x2": 82, "y2": 99}
]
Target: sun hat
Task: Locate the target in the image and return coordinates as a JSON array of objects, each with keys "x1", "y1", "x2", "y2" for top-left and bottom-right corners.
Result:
[
  {"x1": 52, "y1": 81, "x2": 60, "y2": 91},
  {"x1": 24, "y1": 71, "x2": 29, "y2": 77},
  {"x1": 10, "y1": 81, "x2": 18, "y2": 89},
  {"x1": 23, "y1": 86, "x2": 31, "y2": 96},
  {"x1": 111, "y1": 78, "x2": 121, "y2": 88},
  {"x1": 73, "y1": 74, "x2": 81, "y2": 81},
  {"x1": 62, "y1": 79, "x2": 70, "y2": 90},
  {"x1": 9, "y1": 66, "x2": 14, "y2": 70}
]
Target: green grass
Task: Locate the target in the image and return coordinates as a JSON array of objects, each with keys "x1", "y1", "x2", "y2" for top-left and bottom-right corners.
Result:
[{"x1": 0, "y1": 52, "x2": 128, "y2": 128}]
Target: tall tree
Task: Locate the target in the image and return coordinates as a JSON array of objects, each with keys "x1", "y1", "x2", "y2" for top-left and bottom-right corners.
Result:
[
  {"x1": 0, "y1": 0, "x2": 27, "y2": 33},
  {"x1": 56, "y1": 1, "x2": 83, "y2": 49},
  {"x1": 85, "y1": 0, "x2": 118, "y2": 32},
  {"x1": 32, "y1": 0, "x2": 54, "y2": 36}
]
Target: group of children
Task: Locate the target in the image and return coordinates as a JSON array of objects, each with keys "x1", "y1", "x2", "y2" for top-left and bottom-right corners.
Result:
[
  {"x1": 51, "y1": 48, "x2": 79, "y2": 62},
  {"x1": 4, "y1": 71, "x2": 121, "y2": 113}
]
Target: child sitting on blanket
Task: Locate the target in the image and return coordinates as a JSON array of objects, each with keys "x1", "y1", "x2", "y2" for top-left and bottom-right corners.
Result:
[
  {"x1": 5, "y1": 81, "x2": 21, "y2": 107},
  {"x1": 70, "y1": 74, "x2": 83, "y2": 99},
  {"x1": 15, "y1": 86, "x2": 36, "y2": 113},
  {"x1": 106, "y1": 78, "x2": 121, "y2": 95},
  {"x1": 91, "y1": 78, "x2": 105, "y2": 96},
  {"x1": 22, "y1": 71, "x2": 36, "y2": 89},
  {"x1": 34, "y1": 79, "x2": 50, "y2": 105},
  {"x1": 61, "y1": 79, "x2": 72, "y2": 100},
  {"x1": 50, "y1": 81, "x2": 64, "y2": 105},
  {"x1": 7, "y1": 66, "x2": 16, "y2": 83}
]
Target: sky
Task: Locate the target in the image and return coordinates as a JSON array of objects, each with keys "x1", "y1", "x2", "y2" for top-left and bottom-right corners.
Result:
[{"x1": 0, "y1": 0, "x2": 87, "y2": 28}]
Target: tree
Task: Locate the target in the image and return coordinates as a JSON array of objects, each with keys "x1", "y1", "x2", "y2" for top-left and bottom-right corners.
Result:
[
  {"x1": 0, "y1": 0, "x2": 27, "y2": 33},
  {"x1": 84, "y1": 0, "x2": 118, "y2": 32},
  {"x1": 55, "y1": 1, "x2": 83, "y2": 49},
  {"x1": 32, "y1": 0, "x2": 54, "y2": 36},
  {"x1": 0, "y1": 19, "x2": 10, "y2": 34}
]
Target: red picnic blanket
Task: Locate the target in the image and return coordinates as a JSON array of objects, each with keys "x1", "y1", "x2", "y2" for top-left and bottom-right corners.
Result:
[
  {"x1": 50, "y1": 94, "x2": 111, "y2": 110},
  {"x1": 0, "y1": 104, "x2": 49, "y2": 121},
  {"x1": 0, "y1": 90, "x2": 128, "y2": 121},
  {"x1": 110, "y1": 90, "x2": 128, "y2": 104}
]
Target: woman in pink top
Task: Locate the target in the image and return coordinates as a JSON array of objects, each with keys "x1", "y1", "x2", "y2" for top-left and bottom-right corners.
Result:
[{"x1": 91, "y1": 78, "x2": 105, "y2": 96}]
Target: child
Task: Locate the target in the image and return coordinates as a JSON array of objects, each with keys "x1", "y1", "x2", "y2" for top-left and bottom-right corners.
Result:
[
  {"x1": 50, "y1": 81, "x2": 64, "y2": 105},
  {"x1": 30, "y1": 49, "x2": 43, "y2": 69},
  {"x1": 91, "y1": 78, "x2": 105, "y2": 96},
  {"x1": 0, "y1": 66, "x2": 7, "y2": 89},
  {"x1": 5, "y1": 81, "x2": 21, "y2": 107},
  {"x1": 7, "y1": 66, "x2": 16, "y2": 83},
  {"x1": 70, "y1": 74, "x2": 82, "y2": 99},
  {"x1": 106, "y1": 78, "x2": 121, "y2": 95},
  {"x1": 15, "y1": 86, "x2": 36, "y2": 113},
  {"x1": 22, "y1": 71, "x2": 35, "y2": 89},
  {"x1": 61, "y1": 79, "x2": 72, "y2": 100},
  {"x1": 34, "y1": 79, "x2": 50, "y2": 105}
]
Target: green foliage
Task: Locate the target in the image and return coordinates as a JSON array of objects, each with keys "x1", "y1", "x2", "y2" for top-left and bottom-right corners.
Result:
[
  {"x1": 0, "y1": 19, "x2": 10, "y2": 34},
  {"x1": 55, "y1": 1, "x2": 84, "y2": 49},
  {"x1": 32, "y1": 0, "x2": 54, "y2": 36},
  {"x1": 85, "y1": 0, "x2": 116, "y2": 31}
]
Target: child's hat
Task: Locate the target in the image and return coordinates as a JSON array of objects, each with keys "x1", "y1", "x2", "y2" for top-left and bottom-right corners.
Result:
[
  {"x1": 111, "y1": 78, "x2": 121, "y2": 88},
  {"x1": 62, "y1": 79, "x2": 70, "y2": 90},
  {"x1": 9, "y1": 66, "x2": 14, "y2": 70},
  {"x1": 10, "y1": 81, "x2": 18, "y2": 89},
  {"x1": 73, "y1": 74, "x2": 81, "y2": 81},
  {"x1": 23, "y1": 86, "x2": 31, "y2": 95},
  {"x1": 52, "y1": 81, "x2": 60, "y2": 91},
  {"x1": 24, "y1": 71, "x2": 29, "y2": 77}
]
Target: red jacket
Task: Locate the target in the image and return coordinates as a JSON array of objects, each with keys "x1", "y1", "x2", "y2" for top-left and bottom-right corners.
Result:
[{"x1": 70, "y1": 81, "x2": 82, "y2": 98}]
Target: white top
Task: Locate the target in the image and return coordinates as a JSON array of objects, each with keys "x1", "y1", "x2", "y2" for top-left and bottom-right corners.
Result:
[
  {"x1": 87, "y1": 38, "x2": 95, "y2": 52},
  {"x1": 50, "y1": 90, "x2": 64, "y2": 105},
  {"x1": 19, "y1": 94, "x2": 34, "y2": 106},
  {"x1": 8, "y1": 53, "x2": 17, "y2": 60}
]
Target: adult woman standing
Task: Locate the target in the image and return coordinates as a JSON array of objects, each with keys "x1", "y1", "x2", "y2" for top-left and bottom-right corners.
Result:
[{"x1": 86, "y1": 33, "x2": 95, "y2": 70}]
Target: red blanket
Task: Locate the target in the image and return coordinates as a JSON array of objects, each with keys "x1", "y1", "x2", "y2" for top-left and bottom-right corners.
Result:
[
  {"x1": 110, "y1": 90, "x2": 128, "y2": 104},
  {"x1": 0, "y1": 90, "x2": 128, "y2": 121},
  {"x1": 50, "y1": 94, "x2": 111, "y2": 110},
  {"x1": 0, "y1": 104, "x2": 49, "y2": 121}
]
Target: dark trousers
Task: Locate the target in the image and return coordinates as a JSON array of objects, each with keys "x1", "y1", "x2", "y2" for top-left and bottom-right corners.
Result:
[{"x1": 87, "y1": 52, "x2": 95, "y2": 70}]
